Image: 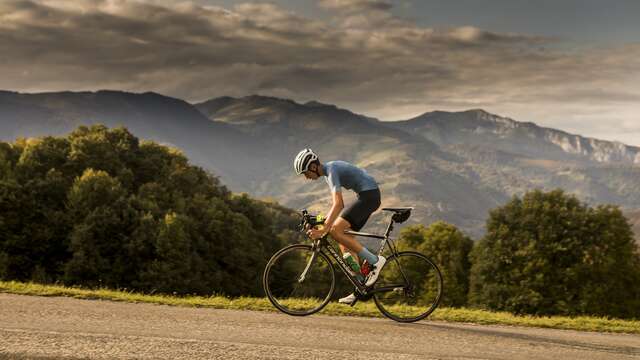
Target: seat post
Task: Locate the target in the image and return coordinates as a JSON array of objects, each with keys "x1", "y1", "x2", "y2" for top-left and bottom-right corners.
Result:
[{"x1": 383, "y1": 219, "x2": 394, "y2": 238}]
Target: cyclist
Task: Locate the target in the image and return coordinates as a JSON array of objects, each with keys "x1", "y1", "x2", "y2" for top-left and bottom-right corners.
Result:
[{"x1": 293, "y1": 148, "x2": 385, "y2": 305}]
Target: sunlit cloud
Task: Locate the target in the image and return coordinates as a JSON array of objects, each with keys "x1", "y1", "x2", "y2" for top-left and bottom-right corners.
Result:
[{"x1": 0, "y1": 0, "x2": 638, "y2": 145}]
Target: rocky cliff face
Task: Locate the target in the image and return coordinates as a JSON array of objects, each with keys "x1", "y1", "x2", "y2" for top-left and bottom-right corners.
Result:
[{"x1": 389, "y1": 109, "x2": 640, "y2": 165}]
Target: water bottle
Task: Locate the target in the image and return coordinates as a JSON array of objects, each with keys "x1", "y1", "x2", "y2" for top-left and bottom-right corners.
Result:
[{"x1": 343, "y1": 253, "x2": 364, "y2": 281}]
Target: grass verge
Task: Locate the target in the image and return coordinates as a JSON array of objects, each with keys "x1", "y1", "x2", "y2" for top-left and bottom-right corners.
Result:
[{"x1": 1, "y1": 280, "x2": 639, "y2": 334}]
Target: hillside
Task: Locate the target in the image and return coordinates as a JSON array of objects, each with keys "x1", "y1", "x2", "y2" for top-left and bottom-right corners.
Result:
[
  {"x1": 0, "y1": 90, "x2": 260, "y2": 189},
  {"x1": 389, "y1": 109, "x2": 640, "y2": 164},
  {"x1": 2, "y1": 90, "x2": 639, "y2": 238},
  {"x1": 196, "y1": 95, "x2": 504, "y2": 237},
  {"x1": 196, "y1": 96, "x2": 640, "y2": 237},
  {"x1": 386, "y1": 109, "x2": 640, "y2": 209}
]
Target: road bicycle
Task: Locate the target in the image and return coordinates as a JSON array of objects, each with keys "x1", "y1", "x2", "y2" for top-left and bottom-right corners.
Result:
[{"x1": 262, "y1": 207, "x2": 443, "y2": 323}]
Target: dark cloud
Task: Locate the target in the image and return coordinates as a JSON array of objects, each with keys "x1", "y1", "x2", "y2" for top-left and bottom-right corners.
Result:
[
  {"x1": 317, "y1": 0, "x2": 393, "y2": 13},
  {"x1": 0, "y1": 0, "x2": 638, "y2": 145}
]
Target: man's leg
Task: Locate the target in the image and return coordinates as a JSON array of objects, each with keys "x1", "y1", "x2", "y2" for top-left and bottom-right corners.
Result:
[
  {"x1": 332, "y1": 217, "x2": 364, "y2": 304},
  {"x1": 330, "y1": 217, "x2": 378, "y2": 266},
  {"x1": 330, "y1": 217, "x2": 364, "y2": 253}
]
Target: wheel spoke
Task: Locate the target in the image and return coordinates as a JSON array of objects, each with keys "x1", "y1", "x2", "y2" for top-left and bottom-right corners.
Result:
[
  {"x1": 263, "y1": 244, "x2": 335, "y2": 316},
  {"x1": 373, "y1": 251, "x2": 442, "y2": 322}
]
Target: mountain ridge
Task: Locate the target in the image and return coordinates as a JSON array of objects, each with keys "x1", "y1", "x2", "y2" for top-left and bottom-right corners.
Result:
[
  {"x1": 389, "y1": 108, "x2": 640, "y2": 165},
  {"x1": 0, "y1": 89, "x2": 266, "y2": 190},
  {"x1": 2, "y1": 89, "x2": 639, "y2": 240},
  {"x1": 195, "y1": 94, "x2": 381, "y2": 129}
]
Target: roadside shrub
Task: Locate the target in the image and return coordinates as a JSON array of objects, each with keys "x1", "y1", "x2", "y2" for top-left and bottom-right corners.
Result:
[
  {"x1": 469, "y1": 189, "x2": 640, "y2": 319},
  {"x1": 0, "y1": 125, "x2": 301, "y2": 296},
  {"x1": 397, "y1": 222, "x2": 473, "y2": 307}
]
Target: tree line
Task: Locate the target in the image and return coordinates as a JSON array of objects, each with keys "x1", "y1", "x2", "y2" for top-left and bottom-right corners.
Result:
[
  {"x1": 1, "y1": 125, "x2": 639, "y2": 319},
  {"x1": 0, "y1": 125, "x2": 301, "y2": 296},
  {"x1": 398, "y1": 190, "x2": 640, "y2": 319}
]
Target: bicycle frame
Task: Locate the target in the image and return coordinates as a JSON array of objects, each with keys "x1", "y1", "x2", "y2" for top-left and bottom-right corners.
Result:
[
  {"x1": 265, "y1": 208, "x2": 442, "y2": 321},
  {"x1": 303, "y1": 216, "x2": 409, "y2": 298}
]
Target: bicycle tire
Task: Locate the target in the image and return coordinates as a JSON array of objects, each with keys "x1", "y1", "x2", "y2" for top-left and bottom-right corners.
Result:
[
  {"x1": 263, "y1": 244, "x2": 336, "y2": 316},
  {"x1": 373, "y1": 251, "x2": 443, "y2": 323}
]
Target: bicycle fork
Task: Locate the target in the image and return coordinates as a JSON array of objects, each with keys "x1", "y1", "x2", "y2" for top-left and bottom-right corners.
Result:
[{"x1": 298, "y1": 239, "x2": 322, "y2": 283}]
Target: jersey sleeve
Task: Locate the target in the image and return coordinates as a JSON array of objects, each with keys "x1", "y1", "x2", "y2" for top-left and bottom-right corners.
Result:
[{"x1": 325, "y1": 166, "x2": 341, "y2": 193}]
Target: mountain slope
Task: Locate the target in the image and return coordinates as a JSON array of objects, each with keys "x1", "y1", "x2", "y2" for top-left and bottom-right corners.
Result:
[
  {"x1": 2, "y1": 90, "x2": 638, "y2": 239},
  {"x1": 196, "y1": 97, "x2": 640, "y2": 237},
  {"x1": 196, "y1": 96, "x2": 502, "y2": 236},
  {"x1": 389, "y1": 109, "x2": 640, "y2": 164},
  {"x1": 0, "y1": 90, "x2": 263, "y2": 189},
  {"x1": 386, "y1": 109, "x2": 640, "y2": 209}
]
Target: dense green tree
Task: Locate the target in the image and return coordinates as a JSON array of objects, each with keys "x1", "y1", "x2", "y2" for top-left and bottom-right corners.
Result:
[
  {"x1": 0, "y1": 142, "x2": 18, "y2": 180},
  {"x1": 469, "y1": 189, "x2": 640, "y2": 318},
  {"x1": 64, "y1": 169, "x2": 134, "y2": 287},
  {"x1": 0, "y1": 180, "x2": 26, "y2": 279},
  {"x1": 15, "y1": 137, "x2": 71, "y2": 181},
  {"x1": 0, "y1": 137, "x2": 72, "y2": 281},
  {"x1": 398, "y1": 222, "x2": 473, "y2": 307},
  {"x1": 139, "y1": 212, "x2": 198, "y2": 293},
  {"x1": 0, "y1": 125, "x2": 297, "y2": 297}
]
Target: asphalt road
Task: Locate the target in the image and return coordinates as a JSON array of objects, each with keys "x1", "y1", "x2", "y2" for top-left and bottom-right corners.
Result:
[{"x1": 0, "y1": 293, "x2": 639, "y2": 360}]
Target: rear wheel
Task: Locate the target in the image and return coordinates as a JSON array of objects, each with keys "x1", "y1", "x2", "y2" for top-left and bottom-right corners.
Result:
[
  {"x1": 263, "y1": 244, "x2": 336, "y2": 316},
  {"x1": 373, "y1": 251, "x2": 443, "y2": 322}
]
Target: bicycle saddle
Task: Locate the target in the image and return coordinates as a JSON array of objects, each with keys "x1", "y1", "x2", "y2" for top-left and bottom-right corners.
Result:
[
  {"x1": 382, "y1": 207, "x2": 414, "y2": 213},
  {"x1": 382, "y1": 207, "x2": 413, "y2": 223}
]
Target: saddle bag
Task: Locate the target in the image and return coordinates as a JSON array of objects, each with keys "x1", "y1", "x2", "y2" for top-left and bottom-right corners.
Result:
[{"x1": 392, "y1": 210, "x2": 411, "y2": 223}]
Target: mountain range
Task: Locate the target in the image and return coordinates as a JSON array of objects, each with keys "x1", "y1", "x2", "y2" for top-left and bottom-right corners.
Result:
[{"x1": 1, "y1": 90, "x2": 639, "y2": 241}]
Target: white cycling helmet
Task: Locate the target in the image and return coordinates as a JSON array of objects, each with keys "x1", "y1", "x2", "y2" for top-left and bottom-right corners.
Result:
[{"x1": 294, "y1": 148, "x2": 319, "y2": 175}]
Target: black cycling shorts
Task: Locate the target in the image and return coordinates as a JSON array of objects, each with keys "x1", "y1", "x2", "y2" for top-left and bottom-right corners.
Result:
[{"x1": 340, "y1": 188, "x2": 381, "y2": 231}]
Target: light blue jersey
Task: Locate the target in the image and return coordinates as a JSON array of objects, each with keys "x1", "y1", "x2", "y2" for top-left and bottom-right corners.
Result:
[{"x1": 322, "y1": 160, "x2": 378, "y2": 194}]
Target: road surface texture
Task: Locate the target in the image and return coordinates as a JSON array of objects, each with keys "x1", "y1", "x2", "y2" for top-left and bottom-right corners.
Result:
[{"x1": 0, "y1": 293, "x2": 639, "y2": 360}]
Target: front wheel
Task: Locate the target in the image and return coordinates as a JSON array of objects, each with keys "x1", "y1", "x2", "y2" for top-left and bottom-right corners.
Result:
[
  {"x1": 263, "y1": 244, "x2": 336, "y2": 316},
  {"x1": 373, "y1": 251, "x2": 443, "y2": 323}
]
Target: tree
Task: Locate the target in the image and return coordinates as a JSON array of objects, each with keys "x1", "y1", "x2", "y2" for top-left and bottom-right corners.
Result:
[
  {"x1": 469, "y1": 189, "x2": 640, "y2": 318},
  {"x1": 0, "y1": 142, "x2": 17, "y2": 181},
  {"x1": 0, "y1": 137, "x2": 71, "y2": 281},
  {"x1": 139, "y1": 212, "x2": 196, "y2": 293},
  {"x1": 64, "y1": 169, "x2": 134, "y2": 287},
  {"x1": 0, "y1": 125, "x2": 300, "y2": 297},
  {"x1": 398, "y1": 222, "x2": 474, "y2": 307}
]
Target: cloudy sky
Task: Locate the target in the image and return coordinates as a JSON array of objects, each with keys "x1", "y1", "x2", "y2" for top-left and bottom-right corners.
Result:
[{"x1": 1, "y1": 0, "x2": 639, "y2": 145}]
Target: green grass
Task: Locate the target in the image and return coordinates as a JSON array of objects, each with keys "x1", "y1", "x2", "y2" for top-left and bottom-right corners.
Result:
[{"x1": 1, "y1": 280, "x2": 639, "y2": 334}]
